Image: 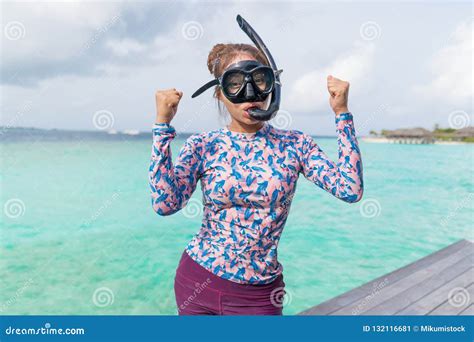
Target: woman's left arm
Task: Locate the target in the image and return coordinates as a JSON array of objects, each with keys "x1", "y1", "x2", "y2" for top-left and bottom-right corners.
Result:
[
  {"x1": 297, "y1": 75, "x2": 363, "y2": 203},
  {"x1": 298, "y1": 112, "x2": 363, "y2": 203}
]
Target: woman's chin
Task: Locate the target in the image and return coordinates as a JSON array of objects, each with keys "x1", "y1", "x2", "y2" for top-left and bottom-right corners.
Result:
[{"x1": 244, "y1": 117, "x2": 260, "y2": 125}]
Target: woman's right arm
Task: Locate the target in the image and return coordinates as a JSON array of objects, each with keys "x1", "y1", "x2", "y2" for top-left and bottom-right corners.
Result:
[
  {"x1": 149, "y1": 88, "x2": 203, "y2": 216},
  {"x1": 149, "y1": 123, "x2": 204, "y2": 216}
]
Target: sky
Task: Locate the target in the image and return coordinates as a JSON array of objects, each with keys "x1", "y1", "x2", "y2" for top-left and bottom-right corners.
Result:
[{"x1": 1, "y1": 0, "x2": 472, "y2": 135}]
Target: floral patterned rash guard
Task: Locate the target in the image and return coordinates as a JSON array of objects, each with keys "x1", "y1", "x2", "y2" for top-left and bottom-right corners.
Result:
[{"x1": 149, "y1": 112, "x2": 363, "y2": 284}]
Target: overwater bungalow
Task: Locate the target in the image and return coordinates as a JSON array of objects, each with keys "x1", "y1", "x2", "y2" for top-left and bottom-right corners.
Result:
[
  {"x1": 454, "y1": 127, "x2": 474, "y2": 141},
  {"x1": 383, "y1": 127, "x2": 436, "y2": 144}
]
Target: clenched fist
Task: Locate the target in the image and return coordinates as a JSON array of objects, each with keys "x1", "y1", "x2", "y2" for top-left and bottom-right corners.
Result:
[
  {"x1": 327, "y1": 75, "x2": 350, "y2": 116},
  {"x1": 155, "y1": 88, "x2": 183, "y2": 124}
]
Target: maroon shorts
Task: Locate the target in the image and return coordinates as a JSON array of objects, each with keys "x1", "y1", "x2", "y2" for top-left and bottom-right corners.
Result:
[{"x1": 174, "y1": 250, "x2": 286, "y2": 315}]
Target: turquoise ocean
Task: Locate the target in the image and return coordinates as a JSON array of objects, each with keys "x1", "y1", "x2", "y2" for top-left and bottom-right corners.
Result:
[{"x1": 1, "y1": 130, "x2": 473, "y2": 315}]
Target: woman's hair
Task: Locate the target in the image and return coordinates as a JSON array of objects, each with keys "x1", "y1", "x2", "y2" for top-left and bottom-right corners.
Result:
[{"x1": 207, "y1": 43, "x2": 268, "y2": 116}]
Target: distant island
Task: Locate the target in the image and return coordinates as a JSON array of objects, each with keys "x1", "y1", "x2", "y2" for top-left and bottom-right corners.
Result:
[
  {"x1": 363, "y1": 125, "x2": 474, "y2": 144},
  {"x1": 2, "y1": 125, "x2": 473, "y2": 145},
  {"x1": 0, "y1": 126, "x2": 337, "y2": 142},
  {"x1": 0, "y1": 126, "x2": 148, "y2": 142}
]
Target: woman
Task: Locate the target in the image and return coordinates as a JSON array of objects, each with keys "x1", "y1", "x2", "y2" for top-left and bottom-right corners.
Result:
[{"x1": 149, "y1": 43, "x2": 364, "y2": 315}]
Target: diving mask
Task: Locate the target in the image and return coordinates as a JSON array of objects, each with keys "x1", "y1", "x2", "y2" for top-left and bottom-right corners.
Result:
[{"x1": 191, "y1": 15, "x2": 282, "y2": 121}]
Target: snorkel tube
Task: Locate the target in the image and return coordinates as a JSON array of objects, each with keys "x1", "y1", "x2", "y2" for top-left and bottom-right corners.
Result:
[{"x1": 236, "y1": 15, "x2": 282, "y2": 121}]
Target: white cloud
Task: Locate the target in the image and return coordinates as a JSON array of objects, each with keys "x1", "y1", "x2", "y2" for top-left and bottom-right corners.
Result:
[
  {"x1": 412, "y1": 19, "x2": 473, "y2": 105},
  {"x1": 286, "y1": 41, "x2": 375, "y2": 113},
  {"x1": 1, "y1": 2, "x2": 127, "y2": 64},
  {"x1": 106, "y1": 38, "x2": 147, "y2": 57},
  {"x1": 1, "y1": 2, "x2": 471, "y2": 133}
]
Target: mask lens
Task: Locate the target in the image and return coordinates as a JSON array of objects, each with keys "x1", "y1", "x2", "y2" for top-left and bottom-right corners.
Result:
[
  {"x1": 223, "y1": 72, "x2": 245, "y2": 95},
  {"x1": 252, "y1": 68, "x2": 273, "y2": 92}
]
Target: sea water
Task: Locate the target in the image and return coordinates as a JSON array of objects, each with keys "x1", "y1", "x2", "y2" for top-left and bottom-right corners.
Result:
[{"x1": 1, "y1": 132, "x2": 472, "y2": 315}]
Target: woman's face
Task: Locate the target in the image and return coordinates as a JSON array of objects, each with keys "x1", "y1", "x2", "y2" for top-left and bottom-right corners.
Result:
[{"x1": 217, "y1": 54, "x2": 269, "y2": 126}]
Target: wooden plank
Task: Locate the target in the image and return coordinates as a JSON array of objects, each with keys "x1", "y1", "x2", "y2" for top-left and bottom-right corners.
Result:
[
  {"x1": 396, "y1": 267, "x2": 473, "y2": 315},
  {"x1": 299, "y1": 239, "x2": 471, "y2": 315},
  {"x1": 428, "y1": 283, "x2": 474, "y2": 315},
  {"x1": 459, "y1": 304, "x2": 474, "y2": 315},
  {"x1": 330, "y1": 243, "x2": 473, "y2": 315},
  {"x1": 363, "y1": 254, "x2": 473, "y2": 315}
]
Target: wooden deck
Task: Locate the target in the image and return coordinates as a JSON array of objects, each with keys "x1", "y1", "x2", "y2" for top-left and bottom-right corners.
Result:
[{"x1": 299, "y1": 239, "x2": 473, "y2": 315}]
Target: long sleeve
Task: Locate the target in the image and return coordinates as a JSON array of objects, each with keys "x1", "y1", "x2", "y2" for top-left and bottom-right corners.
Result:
[
  {"x1": 298, "y1": 112, "x2": 364, "y2": 203},
  {"x1": 149, "y1": 123, "x2": 204, "y2": 216}
]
